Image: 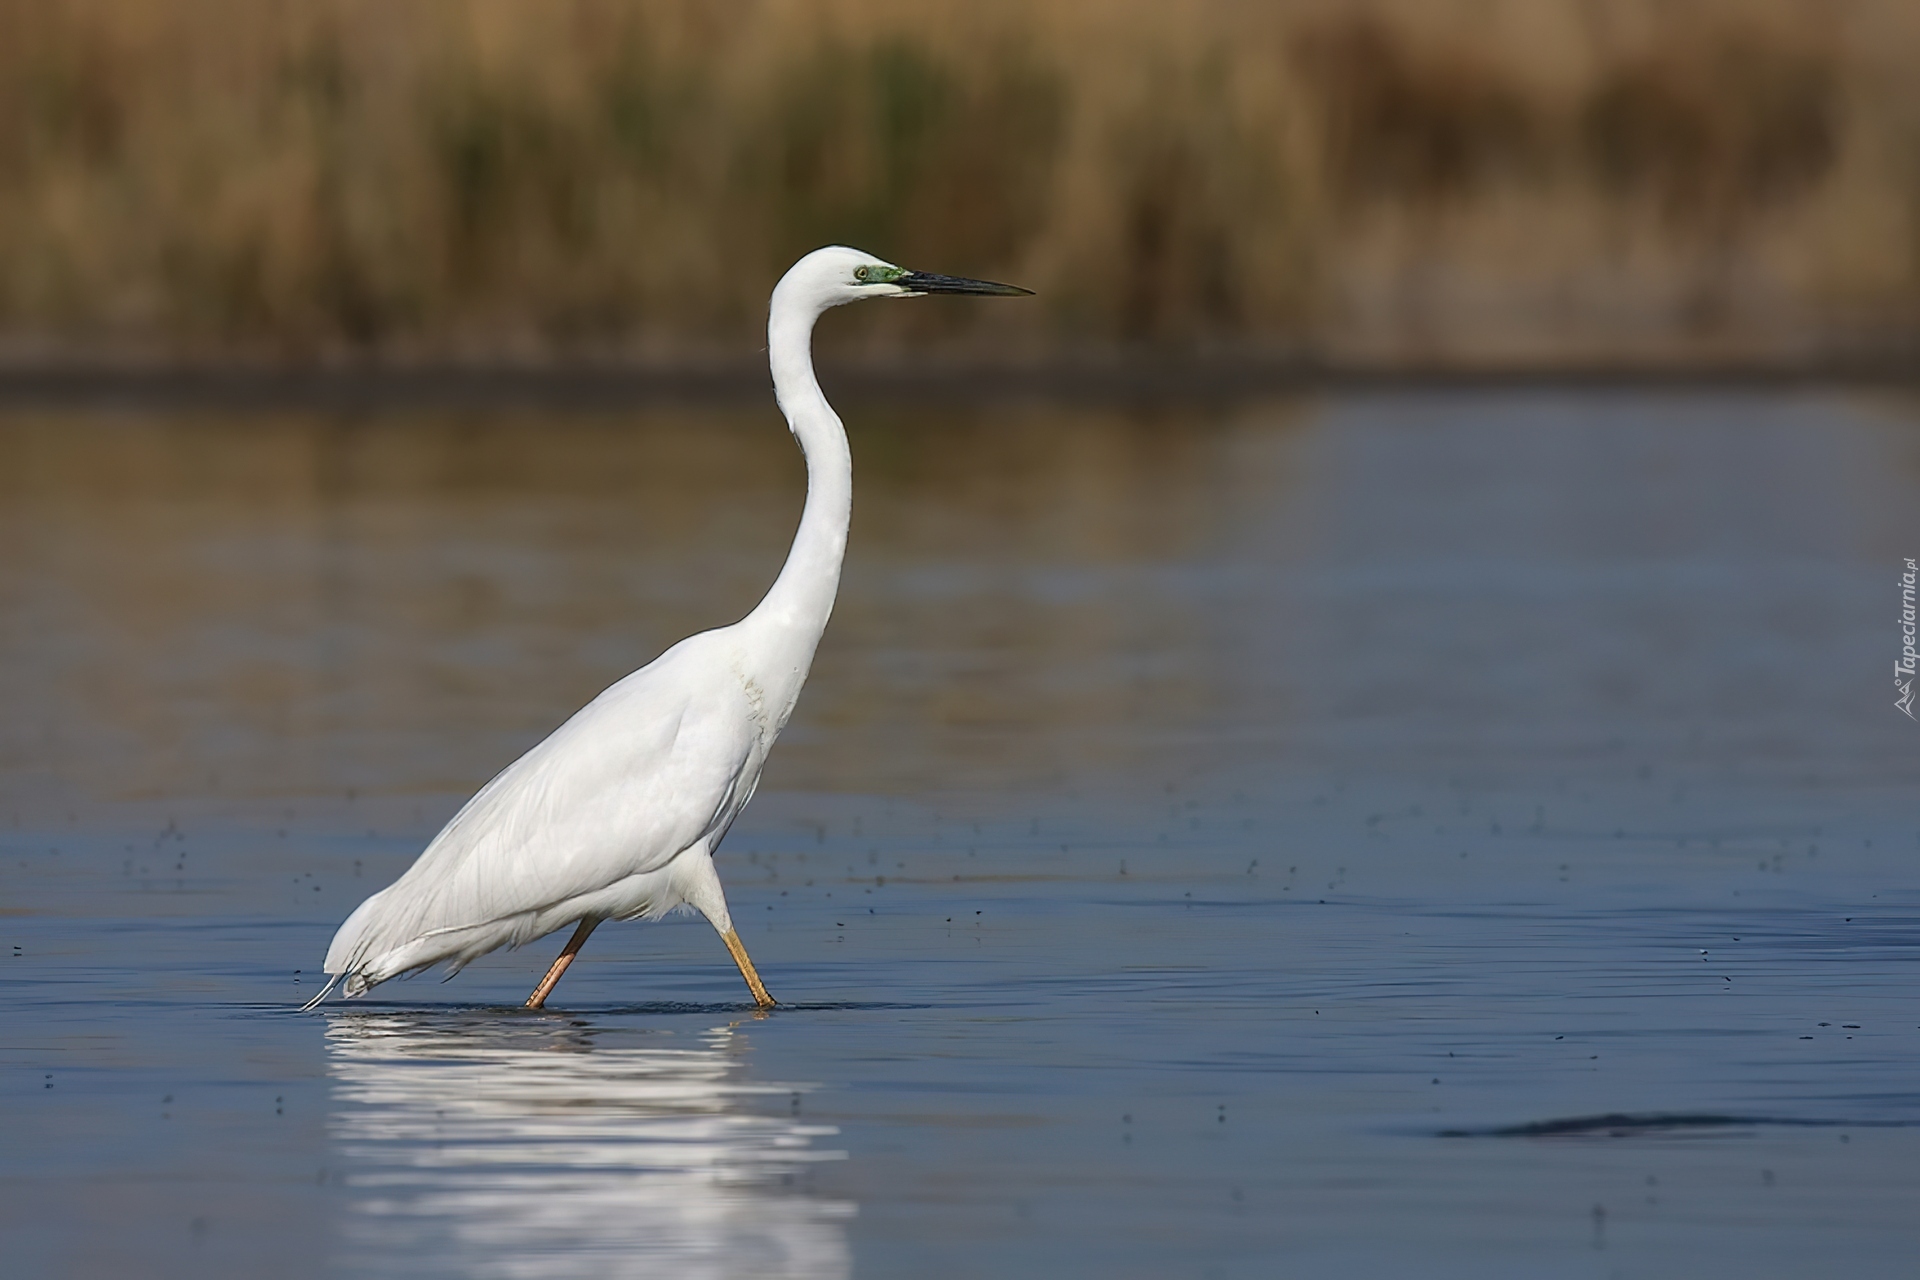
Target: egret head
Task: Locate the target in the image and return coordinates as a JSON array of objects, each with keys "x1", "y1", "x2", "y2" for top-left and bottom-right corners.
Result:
[{"x1": 778, "y1": 245, "x2": 1032, "y2": 314}]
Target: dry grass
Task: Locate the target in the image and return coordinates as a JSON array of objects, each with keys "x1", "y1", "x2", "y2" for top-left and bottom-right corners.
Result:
[{"x1": 0, "y1": 0, "x2": 1915, "y2": 366}]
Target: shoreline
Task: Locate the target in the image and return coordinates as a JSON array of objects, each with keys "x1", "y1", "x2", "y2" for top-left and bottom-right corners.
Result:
[{"x1": 1, "y1": 353, "x2": 1916, "y2": 411}]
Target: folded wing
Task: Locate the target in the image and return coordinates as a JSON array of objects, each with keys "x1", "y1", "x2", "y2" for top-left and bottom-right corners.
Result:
[{"x1": 324, "y1": 634, "x2": 759, "y2": 991}]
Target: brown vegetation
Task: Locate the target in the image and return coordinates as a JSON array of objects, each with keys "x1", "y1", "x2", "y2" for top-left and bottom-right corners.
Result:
[{"x1": 0, "y1": 0, "x2": 1914, "y2": 367}]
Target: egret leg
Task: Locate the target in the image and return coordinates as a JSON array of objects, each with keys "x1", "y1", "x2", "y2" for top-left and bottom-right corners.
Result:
[
  {"x1": 525, "y1": 918, "x2": 598, "y2": 1009},
  {"x1": 721, "y1": 928, "x2": 776, "y2": 1009}
]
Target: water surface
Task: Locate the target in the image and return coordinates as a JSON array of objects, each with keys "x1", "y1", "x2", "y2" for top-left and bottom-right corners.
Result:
[{"x1": 2, "y1": 388, "x2": 1917, "y2": 1277}]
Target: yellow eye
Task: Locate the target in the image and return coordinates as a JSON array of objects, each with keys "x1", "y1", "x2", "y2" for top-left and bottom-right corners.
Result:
[{"x1": 854, "y1": 266, "x2": 870, "y2": 281}]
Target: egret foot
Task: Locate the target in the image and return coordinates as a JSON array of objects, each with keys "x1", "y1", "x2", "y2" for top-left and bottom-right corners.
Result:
[
  {"x1": 525, "y1": 918, "x2": 599, "y2": 1009},
  {"x1": 721, "y1": 927, "x2": 776, "y2": 1008}
]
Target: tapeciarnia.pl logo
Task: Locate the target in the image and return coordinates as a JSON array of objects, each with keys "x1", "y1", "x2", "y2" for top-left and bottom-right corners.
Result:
[{"x1": 1900, "y1": 558, "x2": 1918, "y2": 719}]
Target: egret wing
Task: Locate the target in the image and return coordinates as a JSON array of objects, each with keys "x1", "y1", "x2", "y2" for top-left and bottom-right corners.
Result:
[{"x1": 324, "y1": 635, "x2": 759, "y2": 982}]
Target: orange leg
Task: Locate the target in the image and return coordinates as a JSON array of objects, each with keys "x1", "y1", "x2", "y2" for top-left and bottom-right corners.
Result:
[
  {"x1": 721, "y1": 928, "x2": 777, "y2": 1009},
  {"x1": 525, "y1": 918, "x2": 598, "y2": 1009}
]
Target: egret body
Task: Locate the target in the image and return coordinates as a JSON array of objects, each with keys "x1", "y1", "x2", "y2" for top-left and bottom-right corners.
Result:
[{"x1": 314, "y1": 247, "x2": 1029, "y2": 1009}]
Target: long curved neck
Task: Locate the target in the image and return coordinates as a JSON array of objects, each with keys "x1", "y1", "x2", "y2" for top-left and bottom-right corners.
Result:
[{"x1": 745, "y1": 286, "x2": 851, "y2": 664}]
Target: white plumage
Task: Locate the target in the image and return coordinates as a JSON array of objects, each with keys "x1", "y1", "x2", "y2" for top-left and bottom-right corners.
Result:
[
  {"x1": 315, "y1": 246, "x2": 1030, "y2": 1009},
  {"x1": 325, "y1": 635, "x2": 763, "y2": 993}
]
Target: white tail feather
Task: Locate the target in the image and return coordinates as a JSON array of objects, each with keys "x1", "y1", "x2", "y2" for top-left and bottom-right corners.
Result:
[{"x1": 299, "y1": 972, "x2": 343, "y2": 1012}]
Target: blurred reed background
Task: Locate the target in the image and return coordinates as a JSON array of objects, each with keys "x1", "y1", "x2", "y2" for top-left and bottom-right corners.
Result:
[{"x1": 0, "y1": 0, "x2": 1916, "y2": 369}]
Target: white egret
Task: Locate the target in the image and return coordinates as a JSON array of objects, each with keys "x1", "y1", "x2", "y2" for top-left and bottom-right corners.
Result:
[{"x1": 311, "y1": 247, "x2": 1030, "y2": 1010}]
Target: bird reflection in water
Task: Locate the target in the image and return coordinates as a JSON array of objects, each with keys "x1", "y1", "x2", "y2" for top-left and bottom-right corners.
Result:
[{"x1": 324, "y1": 1013, "x2": 853, "y2": 1279}]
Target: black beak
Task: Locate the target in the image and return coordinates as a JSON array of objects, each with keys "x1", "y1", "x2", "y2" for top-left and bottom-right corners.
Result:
[{"x1": 896, "y1": 271, "x2": 1033, "y2": 297}]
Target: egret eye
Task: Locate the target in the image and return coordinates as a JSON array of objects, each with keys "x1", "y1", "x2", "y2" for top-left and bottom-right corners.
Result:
[{"x1": 854, "y1": 265, "x2": 870, "y2": 282}]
